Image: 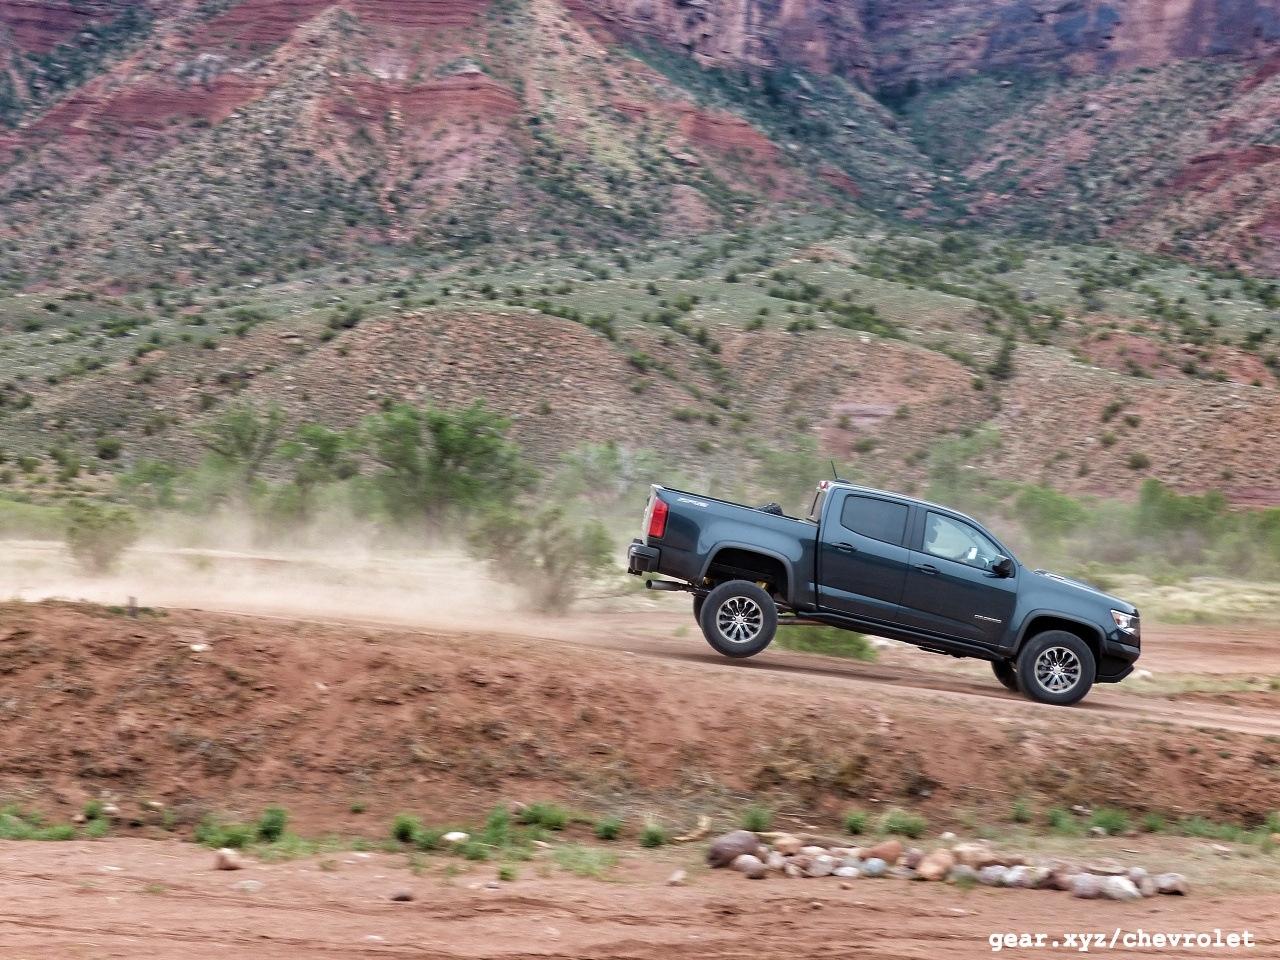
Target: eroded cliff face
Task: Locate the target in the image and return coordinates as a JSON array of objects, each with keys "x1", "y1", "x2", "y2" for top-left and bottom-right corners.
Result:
[{"x1": 577, "y1": 0, "x2": 1279, "y2": 87}]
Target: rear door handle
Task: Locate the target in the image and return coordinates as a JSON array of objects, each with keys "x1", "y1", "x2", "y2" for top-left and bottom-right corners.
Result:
[
  {"x1": 834, "y1": 542, "x2": 856, "y2": 554},
  {"x1": 916, "y1": 563, "x2": 939, "y2": 575}
]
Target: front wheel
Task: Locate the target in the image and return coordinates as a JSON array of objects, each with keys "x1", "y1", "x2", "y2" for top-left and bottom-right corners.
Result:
[
  {"x1": 991, "y1": 659, "x2": 1020, "y2": 692},
  {"x1": 1016, "y1": 631, "x2": 1096, "y2": 706},
  {"x1": 698, "y1": 580, "x2": 778, "y2": 659}
]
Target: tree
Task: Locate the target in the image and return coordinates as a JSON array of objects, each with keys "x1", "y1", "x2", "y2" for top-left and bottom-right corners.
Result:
[
  {"x1": 65, "y1": 501, "x2": 139, "y2": 574},
  {"x1": 199, "y1": 404, "x2": 284, "y2": 489},
  {"x1": 468, "y1": 505, "x2": 612, "y2": 613},
  {"x1": 361, "y1": 401, "x2": 532, "y2": 527}
]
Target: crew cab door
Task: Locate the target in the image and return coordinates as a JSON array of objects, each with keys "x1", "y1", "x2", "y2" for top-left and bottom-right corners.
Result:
[
  {"x1": 898, "y1": 510, "x2": 1017, "y2": 646},
  {"x1": 816, "y1": 492, "x2": 912, "y2": 622}
]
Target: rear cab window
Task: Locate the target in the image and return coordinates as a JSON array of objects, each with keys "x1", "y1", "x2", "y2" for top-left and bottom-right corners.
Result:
[{"x1": 839, "y1": 494, "x2": 909, "y2": 545}]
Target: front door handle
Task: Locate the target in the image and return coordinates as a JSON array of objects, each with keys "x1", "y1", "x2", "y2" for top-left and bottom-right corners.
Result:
[
  {"x1": 834, "y1": 542, "x2": 856, "y2": 554},
  {"x1": 916, "y1": 563, "x2": 939, "y2": 575}
]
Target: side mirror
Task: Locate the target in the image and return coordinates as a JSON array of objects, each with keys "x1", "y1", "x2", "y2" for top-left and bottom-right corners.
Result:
[{"x1": 992, "y1": 556, "x2": 1015, "y2": 578}]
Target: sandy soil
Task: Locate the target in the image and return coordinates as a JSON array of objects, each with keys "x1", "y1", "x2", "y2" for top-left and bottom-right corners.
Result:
[{"x1": 0, "y1": 838, "x2": 1277, "y2": 959}]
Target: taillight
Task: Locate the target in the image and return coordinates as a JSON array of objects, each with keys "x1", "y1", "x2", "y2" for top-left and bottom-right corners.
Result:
[{"x1": 648, "y1": 498, "x2": 669, "y2": 539}]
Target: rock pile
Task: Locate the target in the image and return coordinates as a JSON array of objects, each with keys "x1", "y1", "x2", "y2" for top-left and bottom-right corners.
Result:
[{"x1": 706, "y1": 833, "x2": 1189, "y2": 900}]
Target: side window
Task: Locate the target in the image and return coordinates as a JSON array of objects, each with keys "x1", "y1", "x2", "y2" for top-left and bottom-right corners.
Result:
[
  {"x1": 839, "y1": 495, "x2": 909, "y2": 545},
  {"x1": 923, "y1": 512, "x2": 1002, "y2": 570}
]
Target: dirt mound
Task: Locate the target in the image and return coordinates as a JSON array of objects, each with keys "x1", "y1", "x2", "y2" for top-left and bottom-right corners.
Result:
[{"x1": 2, "y1": 601, "x2": 1278, "y2": 835}]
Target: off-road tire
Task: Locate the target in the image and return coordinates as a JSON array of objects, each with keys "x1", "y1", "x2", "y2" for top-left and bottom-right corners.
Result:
[
  {"x1": 991, "y1": 659, "x2": 1020, "y2": 692},
  {"x1": 1016, "y1": 630, "x2": 1096, "y2": 706},
  {"x1": 692, "y1": 594, "x2": 705, "y2": 623},
  {"x1": 698, "y1": 580, "x2": 778, "y2": 659}
]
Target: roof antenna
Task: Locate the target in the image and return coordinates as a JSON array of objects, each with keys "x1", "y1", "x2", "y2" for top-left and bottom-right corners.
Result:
[{"x1": 830, "y1": 460, "x2": 846, "y2": 483}]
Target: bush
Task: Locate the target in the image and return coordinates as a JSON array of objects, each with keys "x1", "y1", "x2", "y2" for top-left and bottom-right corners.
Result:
[
  {"x1": 594, "y1": 816, "x2": 623, "y2": 841},
  {"x1": 391, "y1": 813, "x2": 421, "y2": 844},
  {"x1": 517, "y1": 802, "x2": 570, "y2": 831},
  {"x1": 843, "y1": 810, "x2": 869, "y2": 835},
  {"x1": 639, "y1": 822, "x2": 666, "y2": 848},
  {"x1": 257, "y1": 806, "x2": 288, "y2": 842},
  {"x1": 880, "y1": 809, "x2": 927, "y2": 838},
  {"x1": 741, "y1": 805, "x2": 773, "y2": 832},
  {"x1": 64, "y1": 501, "x2": 140, "y2": 574},
  {"x1": 1011, "y1": 798, "x2": 1032, "y2": 824},
  {"x1": 773, "y1": 626, "x2": 877, "y2": 661},
  {"x1": 195, "y1": 817, "x2": 255, "y2": 849},
  {"x1": 1089, "y1": 807, "x2": 1130, "y2": 836},
  {"x1": 1046, "y1": 808, "x2": 1079, "y2": 835}
]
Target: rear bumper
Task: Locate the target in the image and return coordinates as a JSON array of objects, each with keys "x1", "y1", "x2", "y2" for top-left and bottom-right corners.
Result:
[{"x1": 627, "y1": 540, "x2": 660, "y2": 575}]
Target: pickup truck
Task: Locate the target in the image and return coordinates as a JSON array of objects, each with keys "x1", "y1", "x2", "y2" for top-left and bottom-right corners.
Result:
[{"x1": 627, "y1": 480, "x2": 1140, "y2": 706}]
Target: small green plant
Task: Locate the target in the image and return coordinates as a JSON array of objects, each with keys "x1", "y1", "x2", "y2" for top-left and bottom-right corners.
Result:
[
  {"x1": 554, "y1": 844, "x2": 618, "y2": 878},
  {"x1": 194, "y1": 817, "x2": 255, "y2": 849},
  {"x1": 774, "y1": 626, "x2": 878, "y2": 661},
  {"x1": 1011, "y1": 798, "x2": 1032, "y2": 824},
  {"x1": 83, "y1": 799, "x2": 105, "y2": 820},
  {"x1": 639, "y1": 822, "x2": 667, "y2": 848},
  {"x1": 391, "y1": 813, "x2": 421, "y2": 844},
  {"x1": 349, "y1": 801, "x2": 366, "y2": 814},
  {"x1": 1089, "y1": 808, "x2": 1130, "y2": 836},
  {"x1": 844, "y1": 810, "x2": 869, "y2": 835},
  {"x1": 741, "y1": 805, "x2": 773, "y2": 832},
  {"x1": 1047, "y1": 808, "x2": 1079, "y2": 835},
  {"x1": 518, "y1": 802, "x2": 570, "y2": 832},
  {"x1": 1141, "y1": 813, "x2": 1166, "y2": 833},
  {"x1": 412, "y1": 826, "x2": 446, "y2": 851},
  {"x1": 84, "y1": 817, "x2": 110, "y2": 839},
  {"x1": 880, "y1": 809, "x2": 927, "y2": 839},
  {"x1": 459, "y1": 839, "x2": 491, "y2": 861},
  {"x1": 257, "y1": 806, "x2": 288, "y2": 842},
  {"x1": 594, "y1": 816, "x2": 623, "y2": 841},
  {"x1": 498, "y1": 865, "x2": 517, "y2": 882}
]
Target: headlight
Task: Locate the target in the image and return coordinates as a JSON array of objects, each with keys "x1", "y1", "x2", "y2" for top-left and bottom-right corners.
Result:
[{"x1": 1111, "y1": 610, "x2": 1138, "y2": 634}]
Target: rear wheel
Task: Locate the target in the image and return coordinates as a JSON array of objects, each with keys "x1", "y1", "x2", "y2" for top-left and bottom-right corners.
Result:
[
  {"x1": 698, "y1": 580, "x2": 778, "y2": 659},
  {"x1": 991, "y1": 659, "x2": 1020, "y2": 692},
  {"x1": 1016, "y1": 630, "x2": 1096, "y2": 706}
]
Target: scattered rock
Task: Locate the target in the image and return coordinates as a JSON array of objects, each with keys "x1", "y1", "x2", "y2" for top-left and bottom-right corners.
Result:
[
  {"x1": 833, "y1": 866, "x2": 860, "y2": 879},
  {"x1": 1086, "y1": 860, "x2": 1126, "y2": 876},
  {"x1": 390, "y1": 890, "x2": 414, "y2": 902},
  {"x1": 1071, "y1": 874, "x2": 1104, "y2": 899},
  {"x1": 888, "y1": 866, "x2": 917, "y2": 880},
  {"x1": 917, "y1": 850, "x2": 955, "y2": 882},
  {"x1": 708, "y1": 831, "x2": 763, "y2": 868},
  {"x1": 939, "y1": 832, "x2": 957, "y2": 842},
  {"x1": 1155, "y1": 873, "x2": 1189, "y2": 896},
  {"x1": 805, "y1": 855, "x2": 836, "y2": 878},
  {"x1": 783, "y1": 862, "x2": 804, "y2": 879},
  {"x1": 800, "y1": 845, "x2": 828, "y2": 857},
  {"x1": 978, "y1": 865, "x2": 1009, "y2": 887},
  {"x1": 1101, "y1": 876, "x2": 1142, "y2": 901},
  {"x1": 731, "y1": 854, "x2": 768, "y2": 879},
  {"x1": 232, "y1": 879, "x2": 264, "y2": 894},
  {"x1": 772, "y1": 834, "x2": 803, "y2": 856},
  {"x1": 214, "y1": 848, "x2": 245, "y2": 871},
  {"x1": 1088, "y1": 826, "x2": 1108, "y2": 838},
  {"x1": 442, "y1": 831, "x2": 469, "y2": 844},
  {"x1": 1005, "y1": 865, "x2": 1033, "y2": 889},
  {"x1": 666, "y1": 869, "x2": 687, "y2": 887},
  {"x1": 1136, "y1": 875, "x2": 1157, "y2": 897},
  {"x1": 862, "y1": 839, "x2": 903, "y2": 864},
  {"x1": 902, "y1": 848, "x2": 924, "y2": 870},
  {"x1": 764, "y1": 851, "x2": 787, "y2": 871},
  {"x1": 949, "y1": 865, "x2": 979, "y2": 884},
  {"x1": 951, "y1": 842, "x2": 991, "y2": 868},
  {"x1": 860, "y1": 857, "x2": 887, "y2": 878}
]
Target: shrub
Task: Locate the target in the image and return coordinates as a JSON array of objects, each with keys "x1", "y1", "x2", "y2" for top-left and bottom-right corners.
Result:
[
  {"x1": 594, "y1": 816, "x2": 623, "y2": 841},
  {"x1": 412, "y1": 826, "x2": 446, "y2": 851},
  {"x1": 517, "y1": 802, "x2": 570, "y2": 831},
  {"x1": 554, "y1": 845, "x2": 618, "y2": 878},
  {"x1": 64, "y1": 501, "x2": 140, "y2": 574},
  {"x1": 1141, "y1": 813, "x2": 1166, "y2": 833},
  {"x1": 639, "y1": 822, "x2": 666, "y2": 848},
  {"x1": 257, "y1": 806, "x2": 288, "y2": 842},
  {"x1": 843, "y1": 810, "x2": 869, "y2": 835},
  {"x1": 1046, "y1": 808, "x2": 1079, "y2": 835},
  {"x1": 1089, "y1": 808, "x2": 1130, "y2": 836},
  {"x1": 741, "y1": 805, "x2": 773, "y2": 832},
  {"x1": 1126, "y1": 452, "x2": 1151, "y2": 471},
  {"x1": 880, "y1": 809, "x2": 927, "y2": 838},
  {"x1": 498, "y1": 865, "x2": 517, "y2": 882},
  {"x1": 195, "y1": 817, "x2": 255, "y2": 849},
  {"x1": 391, "y1": 813, "x2": 421, "y2": 844},
  {"x1": 774, "y1": 626, "x2": 877, "y2": 661},
  {"x1": 1011, "y1": 798, "x2": 1032, "y2": 824}
]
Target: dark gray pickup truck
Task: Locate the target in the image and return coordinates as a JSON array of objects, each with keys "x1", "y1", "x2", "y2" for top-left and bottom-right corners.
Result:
[{"x1": 627, "y1": 480, "x2": 1140, "y2": 706}]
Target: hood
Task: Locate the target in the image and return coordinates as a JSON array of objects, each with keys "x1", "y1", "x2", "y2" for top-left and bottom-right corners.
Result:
[{"x1": 1033, "y1": 569, "x2": 1136, "y2": 614}]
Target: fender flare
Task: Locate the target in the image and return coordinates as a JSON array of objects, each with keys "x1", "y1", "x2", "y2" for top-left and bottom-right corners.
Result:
[
  {"x1": 1014, "y1": 609, "x2": 1105, "y2": 654},
  {"x1": 698, "y1": 541, "x2": 796, "y2": 605}
]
